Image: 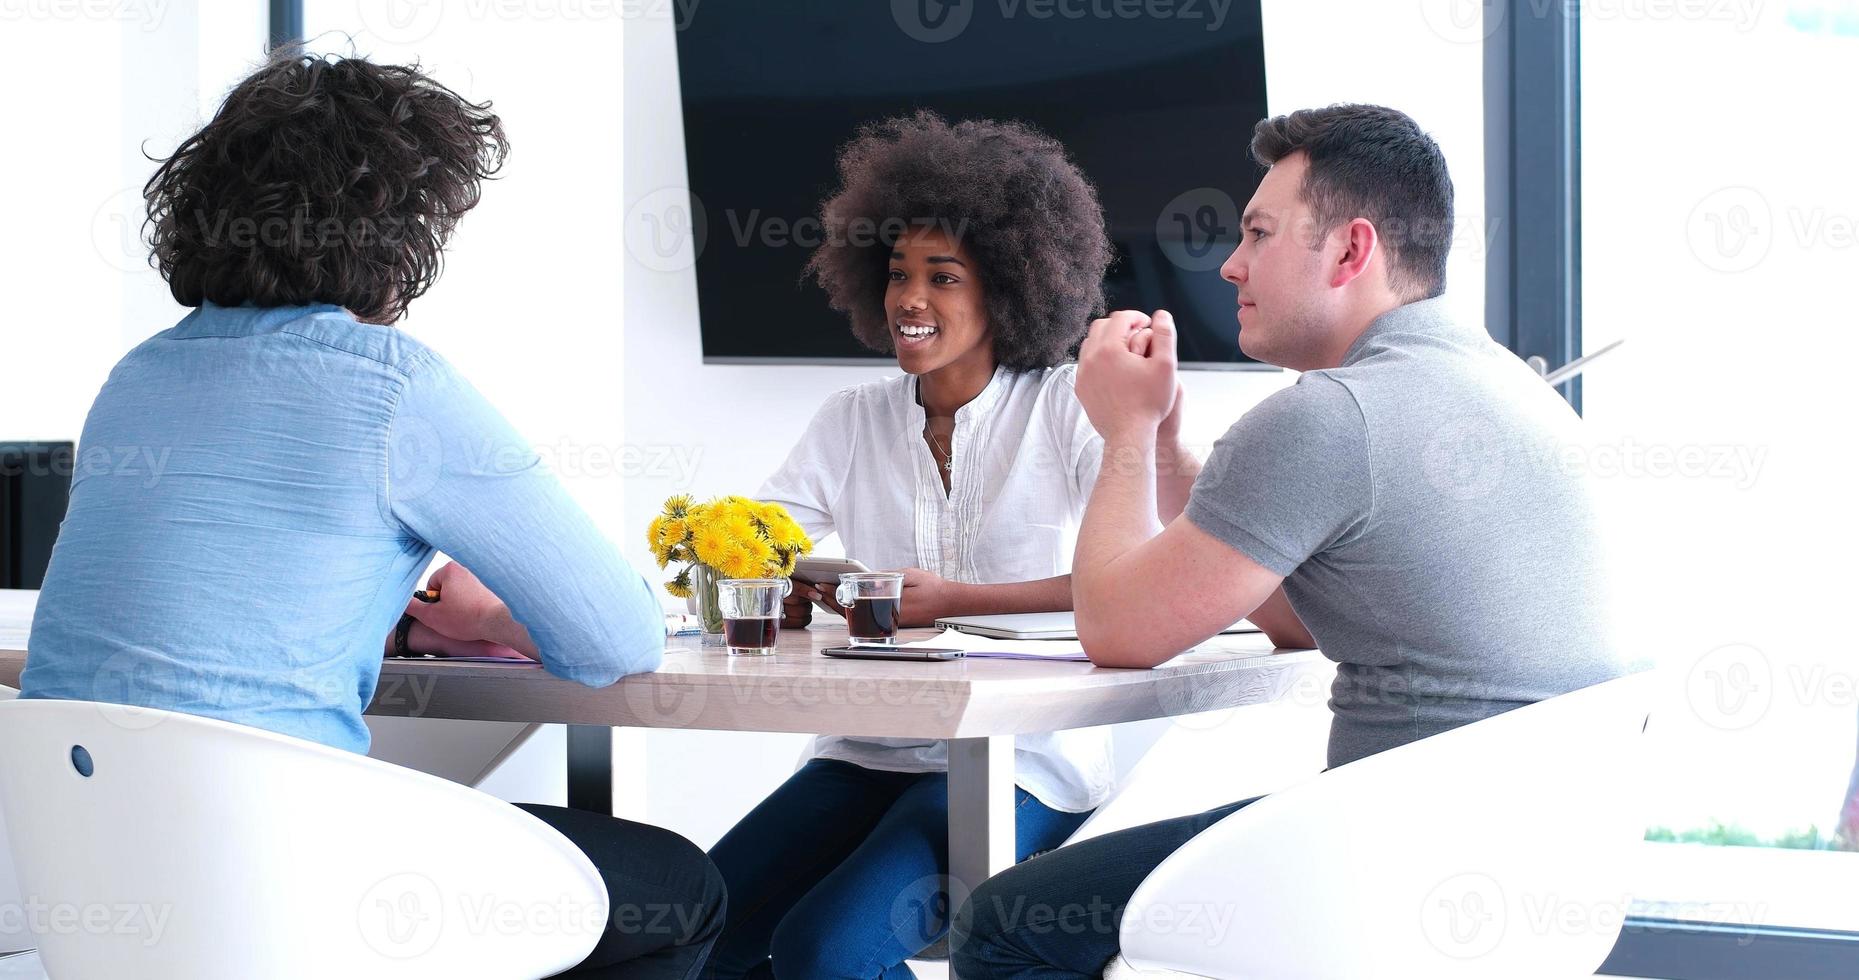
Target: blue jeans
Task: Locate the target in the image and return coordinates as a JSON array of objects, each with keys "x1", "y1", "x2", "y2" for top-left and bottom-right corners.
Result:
[
  {"x1": 701, "y1": 758, "x2": 1092, "y2": 980},
  {"x1": 949, "y1": 797, "x2": 1263, "y2": 978}
]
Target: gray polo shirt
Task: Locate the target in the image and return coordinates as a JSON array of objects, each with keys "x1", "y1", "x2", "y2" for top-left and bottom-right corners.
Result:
[{"x1": 1186, "y1": 296, "x2": 1624, "y2": 768}]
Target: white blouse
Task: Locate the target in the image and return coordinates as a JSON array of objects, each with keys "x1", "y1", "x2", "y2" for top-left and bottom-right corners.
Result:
[{"x1": 759, "y1": 364, "x2": 1115, "y2": 812}]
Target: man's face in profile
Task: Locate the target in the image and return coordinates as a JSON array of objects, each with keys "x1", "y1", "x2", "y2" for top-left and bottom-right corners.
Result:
[{"x1": 1221, "y1": 153, "x2": 1334, "y2": 370}]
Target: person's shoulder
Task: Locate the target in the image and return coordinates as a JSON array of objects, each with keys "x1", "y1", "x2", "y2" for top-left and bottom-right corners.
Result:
[
  {"x1": 277, "y1": 308, "x2": 438, "y2": 376},
  {"x1": 1029, "y1": 362, "x2": 1081, "y2": 397},
  {"x1": 1214, "y1": 371, "x2": 1367, "y2": 456},
  {"x1": 818, "y1": 372, "x2": 914, "y2": 417},
  {"x1": 1252, "y1": 371, "x2": 1363, "y2": 424}
]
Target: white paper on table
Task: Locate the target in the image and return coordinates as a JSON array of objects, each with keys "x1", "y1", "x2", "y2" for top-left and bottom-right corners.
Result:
[{"x1": 902, "y1": 629, "x2": 1093, "y2": 662}]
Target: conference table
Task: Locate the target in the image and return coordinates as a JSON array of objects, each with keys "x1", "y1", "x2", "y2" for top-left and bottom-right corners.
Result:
[{"x1": 0, "y1": 588, "x2": 1327, "y2": 897}]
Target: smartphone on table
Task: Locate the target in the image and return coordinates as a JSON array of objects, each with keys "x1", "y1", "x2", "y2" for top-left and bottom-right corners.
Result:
[{"x1": 821, "y1": 645, "x2": 965, "y2": 662}]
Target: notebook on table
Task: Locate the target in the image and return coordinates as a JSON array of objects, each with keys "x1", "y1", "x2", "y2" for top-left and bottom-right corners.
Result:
[{"x1": 933, "y1": 611, "x2": 1258, "y2": 642}]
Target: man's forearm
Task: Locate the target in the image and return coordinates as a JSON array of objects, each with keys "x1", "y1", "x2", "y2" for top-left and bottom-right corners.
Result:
[
  {"x1": 1155, "y1": 438, "x2": 1202, "y2": 523},
  {"x1": 486, "y1": 606, "x2": 542, "y2": 662},
  {"x1": 1076, "y1": 433, "x2": 1164, "y2": 605}
]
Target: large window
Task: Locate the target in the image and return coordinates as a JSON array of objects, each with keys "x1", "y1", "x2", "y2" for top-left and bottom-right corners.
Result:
[{"x1": 1581, "y1": 1, "x2": 1859, "y2": 969}]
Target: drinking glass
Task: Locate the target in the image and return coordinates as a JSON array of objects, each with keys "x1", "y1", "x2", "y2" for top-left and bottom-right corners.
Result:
[
  {"x1": 835, "y1": 571, "x2": 906, "y2": 644},
  {"x1": 717, "y1": 578, "x2": 790, "y2": 656}
]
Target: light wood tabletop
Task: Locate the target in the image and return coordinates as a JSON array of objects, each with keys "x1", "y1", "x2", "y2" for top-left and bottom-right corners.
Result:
[{"x1": 0, "y1": 589, "x2": 1329, "y2": 895}]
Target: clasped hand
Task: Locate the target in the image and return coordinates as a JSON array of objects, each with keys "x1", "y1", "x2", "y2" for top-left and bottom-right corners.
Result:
[{"x1": 1076, "y1": 309, "x2": 1186, "y2": 444}]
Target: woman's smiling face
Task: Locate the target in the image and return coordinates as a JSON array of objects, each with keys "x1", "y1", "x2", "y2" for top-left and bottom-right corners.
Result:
[{"x1": 884, "y1": 225, "x2": 991, "y2": 376}]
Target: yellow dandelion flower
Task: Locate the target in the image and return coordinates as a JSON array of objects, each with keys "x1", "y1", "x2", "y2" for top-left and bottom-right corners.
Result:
[
  {"x1": 691, "y1": 523, "x2": 732, "y2": 569},
  {"x1": 664, "y1": 494, "x2": 695, "y2": 518},
  {"x1": 658, "y1": 518, "x2": 688, "y2": 550},
  {"x1": 744, "y1": 537, "x2": 776, "y2": 573},
  {"x1": 719, "y1": 513, "x2": 760, "y2": 547},
  {"x1": 716, "y1": 540, "x2": 759, "y2": 580}
]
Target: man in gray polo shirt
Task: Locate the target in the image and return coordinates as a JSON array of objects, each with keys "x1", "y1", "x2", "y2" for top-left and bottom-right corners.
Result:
[{"x1": 952, "y1": 104, "x2": 1625, "y2": 977}]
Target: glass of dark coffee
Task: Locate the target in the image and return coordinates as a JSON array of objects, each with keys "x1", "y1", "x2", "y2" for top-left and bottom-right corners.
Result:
[
  {"x1": 717, "y1": 578, "x2": 791, "y2": 656},
  {"x1": 834, "y1": 571, "x2": 907, "y2": 644}
]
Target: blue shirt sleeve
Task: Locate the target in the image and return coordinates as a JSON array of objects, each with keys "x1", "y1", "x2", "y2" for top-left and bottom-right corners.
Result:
[{"x1": 385, "y1": 352, "x2": 663, "y2": 686}]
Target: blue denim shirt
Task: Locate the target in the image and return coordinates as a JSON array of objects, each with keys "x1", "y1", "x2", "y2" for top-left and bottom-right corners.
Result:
[{"x1": 21, "y1": 303, "x2": 663, "y2": 752}]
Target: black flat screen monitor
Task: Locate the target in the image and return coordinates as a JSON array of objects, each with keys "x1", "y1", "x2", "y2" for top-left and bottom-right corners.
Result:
[
  {"x1": 675, "y1": 0, "x2": 1270, "y2": 367},
  {"x1": 1, "y1": 442, "x2": 73, "y2": 590}
]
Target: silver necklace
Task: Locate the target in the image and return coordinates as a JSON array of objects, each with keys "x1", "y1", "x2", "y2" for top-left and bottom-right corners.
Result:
[{"x1": 925, "y1": 424, "x2": 953, "y2": 473}]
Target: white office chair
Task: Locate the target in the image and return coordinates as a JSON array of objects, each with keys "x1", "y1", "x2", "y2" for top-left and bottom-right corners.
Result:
[
  {"x1": 0, "y1": 687, "x2": 30, "y2": 958},
  {"x1": 0, "y1": 699, "x2": 607, "y2": 980},
  {"x1": 1108, "y1": 671, "x2": 1657, "y2": 980}
]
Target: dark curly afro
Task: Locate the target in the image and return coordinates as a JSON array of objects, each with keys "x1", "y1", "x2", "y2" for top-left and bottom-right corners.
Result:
[
  {"x1": 805, "y1": 111, "x2": 1113, "y2": 371},
  {"x1": 144, "y1": 49, "x2": 508, "y2": 324}
]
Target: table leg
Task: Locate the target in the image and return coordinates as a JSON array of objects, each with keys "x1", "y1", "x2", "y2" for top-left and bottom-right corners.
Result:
[
  {"x1": 947, "y1": 735, "x2": 1016, "y2": 910},
  {"x1": 566, "y1": 724, "x2": 614, "y2": 816}
]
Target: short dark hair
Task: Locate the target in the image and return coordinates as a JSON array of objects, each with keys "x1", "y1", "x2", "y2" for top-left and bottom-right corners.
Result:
[
  {"x1": 144, "y1": 49, "x2": 509, "y2": 323},
  {"x1": 1250, "y1": 104, "x2": 1454, "y2": 299},
  {"x1": 805, "y1": 111, "x2": 1113, "y2": 371}
]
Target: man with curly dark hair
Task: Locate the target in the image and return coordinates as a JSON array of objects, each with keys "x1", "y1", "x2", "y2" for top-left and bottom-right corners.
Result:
[
  {"x1": 20, "y1": 51, "x2": 725, "y2": 978},
  {"x1": 700, "y1": 112, "x2": 1194, "y2": 980}
]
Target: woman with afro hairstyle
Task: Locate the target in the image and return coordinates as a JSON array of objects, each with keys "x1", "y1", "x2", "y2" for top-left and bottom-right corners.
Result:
[
  {"x1": 704, "y1": 112, "x2": 1191, "y2": 979},
  {"x1": 19, "y1": 51, "x2": 725, "y2": 978}
]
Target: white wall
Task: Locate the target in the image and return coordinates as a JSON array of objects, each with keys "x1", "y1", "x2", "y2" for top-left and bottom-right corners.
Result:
[
  {"x1": 1, "y1": 1, "x2": 266, "y2": 441},
  {"x1": 619, "y1": 0, "x2": 1485, "y2": 846}
]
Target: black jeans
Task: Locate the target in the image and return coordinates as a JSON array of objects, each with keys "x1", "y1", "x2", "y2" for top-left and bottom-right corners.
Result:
[
  {"x1": 518, "y1": 804, "x2": 729, "y2": 980},
  {"x1": 949, "y1": 797, "x2": 1262, "y2": 979}
]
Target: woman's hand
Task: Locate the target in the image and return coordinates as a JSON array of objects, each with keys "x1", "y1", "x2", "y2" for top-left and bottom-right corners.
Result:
[
  {"x1": 783, "y1": 580, "x2": 818, "y2": 629},
  {"x1": 898, "y1": 567, "x2": 968, "y2": 627}
]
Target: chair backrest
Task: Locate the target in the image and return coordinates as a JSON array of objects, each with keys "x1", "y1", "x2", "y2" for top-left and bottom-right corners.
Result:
[
  {"x1": 1120, "y1": 671, "x2": 1658, "y2": 980},
  {"x1": 0, "y1": 699, "x2": 606, "y2": 980},
  {"x1": 0, "y1": 687, "x2": 27, "y2": 955}
]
